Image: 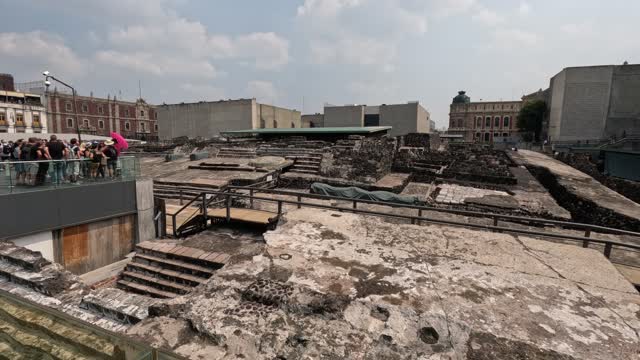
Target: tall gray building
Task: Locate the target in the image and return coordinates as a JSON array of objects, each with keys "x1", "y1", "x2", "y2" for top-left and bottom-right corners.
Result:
[
  {"x1": 302, "y1": 101, "x2": 430, "y2": 136},
  {"x1": 158, "y1": 98, "x2": 301, "y2": 140},
  {"x1": 548, "y1": 63, "x2": 640, "y2": 142}
]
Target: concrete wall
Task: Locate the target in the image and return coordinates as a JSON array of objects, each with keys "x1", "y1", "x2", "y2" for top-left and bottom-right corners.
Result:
[
  {"x1": 324, "y1": 105, "x2": 364, "y2": 127},
  {"x1": 11, "y1": 231, "x2": 55, "y2": 262},
  {"x1": 302, "y1": 114, "x2": 324, "y2": 128},
  {"x1": 380, "y1": 103, "x2": 430, "y2": 137},
  {"x1": 606, "y1": 65, "x2": 640, "y2": 138},
  {"x1": 548, "y1": 70, "x2": 567, "y2": 141},
  {"x1": 158, "y1": 99, "x2": 255, "y2": 140}
]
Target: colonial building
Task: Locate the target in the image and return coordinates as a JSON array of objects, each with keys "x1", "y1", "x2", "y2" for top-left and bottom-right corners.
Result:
[
  {"x1": 448, "y1": 91, "x2": 522, "y2": 143},
  {"x1": 46, "y1": 90, "x2": 158, "y2": 141},
  {"x1": 0, "y1": 90, "x2": 47, "y2": 134}
]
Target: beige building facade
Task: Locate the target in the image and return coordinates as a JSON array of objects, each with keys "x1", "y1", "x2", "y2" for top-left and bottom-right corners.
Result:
[
  {"x1": 448, "y1": 91, "x2": 521, "y2": 143},
  {"x1": 0, "y1": 91, "x2": 47, "y2": 134}
]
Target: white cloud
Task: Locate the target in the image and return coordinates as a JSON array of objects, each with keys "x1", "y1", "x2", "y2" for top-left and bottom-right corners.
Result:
[
  {"x1": 297, "y1": 0, "x2": 364, "y2": 17},
  {"x1": 179, "y1": 83, "x2": 226, "y2": 102},
  {"x1": 0, "y1": 31, "x2": 86, "y2": 79},
  {"x1": 472, "y1": 8, "x2": 505, "y2": 26},
  {"x1": 560, "y1": 23, "x2": 593, "y2": 36},
  {"x1": 493, "y1": 28, "x2": 539, "y2": 47},
  {"x1": 95, "y1": 50, "x2": 218, "y2": 78},
  {"x1": 518, "y1": 1, "x2": 531, "y2": 15},
  {"x1": 246, "y1": 81, "x2": 279, "y2": 104},
  {"x1": 234, "y1": 33, "x2": 290, "y2": 70},
  {"x1": 431, "y1": 0, "x2": 476, "y2": 17}
]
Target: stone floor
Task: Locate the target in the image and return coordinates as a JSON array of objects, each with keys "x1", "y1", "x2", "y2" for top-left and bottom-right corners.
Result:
[
  {"x1": 126, "y1": 208, "x2": 640, "y2": 359},
  {"x1": 435, "y1": 183, "x2": 510, "y2": 205}
]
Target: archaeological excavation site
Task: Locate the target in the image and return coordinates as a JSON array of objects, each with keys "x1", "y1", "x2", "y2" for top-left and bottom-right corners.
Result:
[{"x1": 1, "y1": 128, "x2": 640, "y2": 359}]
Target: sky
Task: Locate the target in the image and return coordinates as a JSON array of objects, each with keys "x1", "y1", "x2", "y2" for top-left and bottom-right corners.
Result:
[{"x1": 0, "y1": 0, "x2": 638, "y2": 129}]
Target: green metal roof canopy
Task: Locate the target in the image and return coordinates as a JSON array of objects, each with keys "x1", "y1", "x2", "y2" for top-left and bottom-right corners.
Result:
[{"x1": 221, "y1": 126, "x2": 392, "y2": 136}]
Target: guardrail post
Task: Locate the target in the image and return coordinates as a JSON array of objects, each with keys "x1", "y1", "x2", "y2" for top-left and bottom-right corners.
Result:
[
  {"x1": 604, "y1": 243, "x2": 612, "y2": 259},
  {"x1": 202, "y1": 193, "x2": 208, "y2": 227},
  {"x1": 226, "y1": 194, "x2": 231, "y2": 223},
  {"x1": 418, "y1": 209, "x2": 422, "y2": 226},
  {"x1": 298, "y1": 195, "x2": 302, "y2": 209},
  {"x1": 583, "y1": 230, "x2": 591, "y2": 248},
  {"x1": 278, "y1": 200, "x2": 283, "y2": 217},
  {"x1": 249, "y1": 189, "x2": 254, "y2": 209},
  {"x1": 172, "y1": 215, "x2": 177, "y2": 238},
  {"x1": 179, "y1": 190, "x2": 183, "y2": 205},
  {"x1": 353, "y1": 200, "x2": 357, "y2": 209}
]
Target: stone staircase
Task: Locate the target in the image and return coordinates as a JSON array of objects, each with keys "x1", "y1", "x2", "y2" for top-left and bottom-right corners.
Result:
[
  {"x1": 217, "y1": 147, "x2": 257, "y2": 158},
  {"x1": 256, "y1": 145, "x2": 324, "y2": 175},
  {"x1": 80, "y1": 287, "x2": 157, "y2": 325},
  {"x1": 116, "y1": 241, "x2": 230, "y2": 299},
  {"x1": 287, "y1": 154, "x2": 322, "y2": 174}
]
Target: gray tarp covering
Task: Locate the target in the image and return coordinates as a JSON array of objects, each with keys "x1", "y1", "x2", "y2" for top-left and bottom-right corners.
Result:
[{"x1": 310, "y1": 183, "x2": 419, "y2": 205}]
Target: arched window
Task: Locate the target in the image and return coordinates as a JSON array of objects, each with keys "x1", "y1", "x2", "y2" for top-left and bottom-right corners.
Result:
[
  {"x1": 274, "y1": 120, "x2": 278, "y2": 128},
  {"x1": 494, "y1": 116, "x2": 500, "y2": 127},
  {"x1": 485, "y1": 116, "x2": 491, "y2": 127},
  {"x1": 484, "y1": 133, "x2": 490, "y2": 142},
  {"x1": 476, "y1": 117, "x2": 482, "y2": 128},
  {"x1": 291, "y1": 122, "x2": 295, "y2": 128},
  {"x1": 503, "y1": 116, "x2": 510, "y2": 128},
  {"x1": 125, "y1": 122, "x2": 131, "y2": 131}
]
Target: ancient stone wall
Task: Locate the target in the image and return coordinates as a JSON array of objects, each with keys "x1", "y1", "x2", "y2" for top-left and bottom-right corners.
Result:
[
  {"x1": 321, "y1": 137, "x2": 397, "y2": 182},
  {"x1": 528, "y1": 165, "x2": 640, "y2": 231},
  {"x1": 557, "y1": 152, "x2": 640, "y2": 203}
]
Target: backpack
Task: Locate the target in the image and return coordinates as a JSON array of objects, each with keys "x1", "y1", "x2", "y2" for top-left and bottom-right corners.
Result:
[
  {"x1": 21, "y1": 144, "x2": 33, "y2": 161},
  {"x1": 68, "y1": 145, "x2": 79, "y2": 159},
  {"x1": 2, "y1": 145, "x2": 10, "y2": 155}
]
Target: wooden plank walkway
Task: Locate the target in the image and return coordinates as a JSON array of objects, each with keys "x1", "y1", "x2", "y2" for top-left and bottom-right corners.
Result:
[
  {"x1": 165, "y1": 204, "x2": 201, "y2": 235},
  {"x1": 207, "y1": 208, "x2": 278, "y2": 225}
]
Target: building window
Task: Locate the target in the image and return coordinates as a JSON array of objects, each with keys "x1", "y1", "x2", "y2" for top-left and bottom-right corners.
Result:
[
  {"x1": 140, "y1": 122, "x2": 146, "y2": 131},
  {"x1": 67, "y1": 118, "x2": 74, "y2": 128},
  {"x1": 124, "y1": 109, "x2": 130, "y2": 117},
  {"x1": 484, "y1": 133, "x2": 490, "y2": 142},
  {"x1": 83, "y1": 119, "x2": 89, "y2": 127},
  {"x1": 476, "y1": 117, "x2": 482, "y2": 128},
  {"x1": 82, "y1": 103, "x2": 88, "y2": 113},
  {"x1": 494, "y1": 116, "x2": 500, "y2": 127},
  {"x1": 458, "y1": 119, "x2": 464, "y2": 128},
  {"x1": 125, "y1": 122, "x2": 130, "y2": 131},
  {"x1": 0, "y1": 111, "x2": 5, "y2": 124},
  {"x1": 99, "y1": 120, "x2": 105, "y2": 129},
  {"x1": 503, "y1": 132, "x2": 508, "y2": 137},
  {"x1": 494, "y1": 132, "x2": 499, "y2": 138},
  {"x1": 291, "y1": 122, "x2": 295, "y2": 128},
  {"x1": 504, "y1": 116, "x2": 510, "y2": 128},
  {"x1": 485, "y1": 116, "x2": 491, "y2": 127},
  {"x1": 154, "y1": 123, "x2": 158, "y2": 131},
  {"x1": 476, "y1": 132, "x2": 481, "y2": 139},
  {"x1": 16, "y1": 113, "x2": 24, "y2": 126},
  {"x1": 140, "y1": 110, "x2": 145, "y2": 117},
  {"x1": 65, "y1": 102, "x2": 72, "y2": 111},
  {"x1": 98, "y1": 105, "x2": 104, "y2": 114},
  {"x1": 32, "y1": 114, "x2": 40, "y2": 127}
]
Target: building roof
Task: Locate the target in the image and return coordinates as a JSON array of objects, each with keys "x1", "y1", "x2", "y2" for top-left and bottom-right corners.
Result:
[
  {"x1": 0, "y1": 90, "x2": 41, "y2": 98},
  {"x1": 222, "y1": 126, "x2": 392, "y2": 136},
  {"x1": 452, "y1": 91, "x2": 470, "y2": 104}
]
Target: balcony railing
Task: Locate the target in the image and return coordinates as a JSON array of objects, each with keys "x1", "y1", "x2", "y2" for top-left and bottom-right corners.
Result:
[{"x1": 0, "y1": 156, "x2": 140, "y2": 195}]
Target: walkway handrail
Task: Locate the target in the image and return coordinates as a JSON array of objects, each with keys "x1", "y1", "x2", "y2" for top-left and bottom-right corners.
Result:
[
  {"x1": 226, "y1": 185, "x2": 640, "y2": 238},
  {"x1": 171, "y1": 189, "x2": 640, "y2": 261}
]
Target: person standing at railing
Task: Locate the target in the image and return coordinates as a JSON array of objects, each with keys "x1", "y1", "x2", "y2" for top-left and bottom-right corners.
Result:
[
  {"x1": 103, "y1": 139, "x2": 118, "y2": 179},
  {"x1": 34, "y1": 140, "x2": 51, "y2": 186},
  {"x1": 46, "y1": 135, "x2": 67, "y2": 185},
  {"x1": 67, "y1": 138, "x2": 80, "y2": 183},
  {"x1": 20, "y1": 138, "x2": 38, "y2": 186},
  {"x1": 11, "y1": 139, "x2": 24, "y2": 185}
]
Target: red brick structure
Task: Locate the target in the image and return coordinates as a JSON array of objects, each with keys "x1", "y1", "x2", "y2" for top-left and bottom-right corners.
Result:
[{"x1": 46, "y1": 90, "x2": 158, "y2": 141}]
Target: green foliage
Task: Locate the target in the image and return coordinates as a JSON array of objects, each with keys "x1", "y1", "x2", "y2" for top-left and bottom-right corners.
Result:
[{"x1": 517, "y1": 100, "x2": 546, "y2": 142}]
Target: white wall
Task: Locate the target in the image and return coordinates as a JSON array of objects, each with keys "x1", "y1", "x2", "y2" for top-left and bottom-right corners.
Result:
[{"x1": 11, "y1": 231, "x2": 55, "y2": 262}]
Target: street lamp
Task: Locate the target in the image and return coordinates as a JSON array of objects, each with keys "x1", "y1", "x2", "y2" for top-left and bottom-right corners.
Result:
[{"x1": 42, "y1": 70, "x2": 81, "y2": 142}]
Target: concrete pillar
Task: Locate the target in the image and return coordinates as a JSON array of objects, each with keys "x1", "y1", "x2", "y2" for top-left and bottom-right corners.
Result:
[{"x1": 135, "y1": 179, "x2": 155, "y2": 243}]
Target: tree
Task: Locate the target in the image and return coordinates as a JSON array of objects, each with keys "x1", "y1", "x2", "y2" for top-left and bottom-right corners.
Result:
[{"x1": 517, "y1": 100, "x2": 546, "y2": 142}]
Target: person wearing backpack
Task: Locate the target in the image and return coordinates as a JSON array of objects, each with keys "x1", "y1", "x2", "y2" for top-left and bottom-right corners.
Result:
[
  {"x1": 1, "y1": 141, "x2": 10, "y2": 162},
  {"x1": 67, "y1": 138, "x2": 80, "y2": 183},
  {"x1": 19, "y1": 138, "x2": 37, "y2": 185},
  {"x1": 103, "y1": 139, "x2": 118, "y2": 178}
]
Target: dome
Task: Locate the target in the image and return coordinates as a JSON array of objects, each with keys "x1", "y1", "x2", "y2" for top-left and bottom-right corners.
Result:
[{"x1": 452, "y1": 91, "x2": 470, "y2": 104}]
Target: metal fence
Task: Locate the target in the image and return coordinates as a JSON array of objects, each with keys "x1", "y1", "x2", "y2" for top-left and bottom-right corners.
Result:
[{"x1": 0, "y1": 156, "x2": 140, "y2": 194}]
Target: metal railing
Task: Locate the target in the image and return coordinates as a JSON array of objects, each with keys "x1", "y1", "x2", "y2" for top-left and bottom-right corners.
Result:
[
  {"x1": 0, "y1": 156, "x2": 140, "y2": 194},
  {"x1": 167, "y1": 187, "x2": 640, "y2": 262}
]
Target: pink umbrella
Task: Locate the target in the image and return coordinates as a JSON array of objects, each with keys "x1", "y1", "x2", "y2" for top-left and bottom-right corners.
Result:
[{"x1": 110, "y1": 132, "x2": 129, "y2": 155}]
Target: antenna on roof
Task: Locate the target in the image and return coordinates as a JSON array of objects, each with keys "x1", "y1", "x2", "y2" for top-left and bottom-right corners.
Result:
[{"x1": 138, "y1": 80, "x2": 142, "y2": 99}]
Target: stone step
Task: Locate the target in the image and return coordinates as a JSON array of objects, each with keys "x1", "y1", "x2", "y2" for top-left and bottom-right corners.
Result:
[
  {"x1": 0, "y1": 242, "x2": 50, "y2": 272},
  {"x1": 289, "y1": 169, "x2": 319, "y2": 174},
  {"x1": 121, "y1": 271, "x2": 192, "y2": 294},
  {"x1": 293, "y1": 164, "x2": 320, "y2": 170},
  {"x1": 293, "y1": 159, "x2": 321, "y2": 165},
  {"x1": 133, "y1": 252, "x2": 215, "y2": 277},
  {"x1": 285, "y1": 155, "x2": 322, "y2": 161},
  {"x1": 117, "y1": 280, "x2": 177, "y2": 299},
  {"x1": 217, "y1": 153, "x2": 256, "y2": 158},
  {"x1": 0, "y1": 295, "x2": 117, "y2": 358},
  {"x1": 219, "y1": 148, "x2": 256, "y2": 152},
  {"x1": 79, "y1": 287, "x2": 156, "y2": 325},
  {"x1": 127, "y1": 262, "x2": 206, "y2": 286}
]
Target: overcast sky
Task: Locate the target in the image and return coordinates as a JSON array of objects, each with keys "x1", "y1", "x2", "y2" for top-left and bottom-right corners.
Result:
[{"x1": 1, "y1": 0, "x2": 638, "y2": 128}]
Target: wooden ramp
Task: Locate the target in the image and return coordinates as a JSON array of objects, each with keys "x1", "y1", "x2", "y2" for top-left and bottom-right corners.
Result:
[
  {"x1": 207, "y1": 208, "x2": 278, "y2": 226},
  {"x1": 165, "y1": 204, "x2": 201, "y2": 235}
]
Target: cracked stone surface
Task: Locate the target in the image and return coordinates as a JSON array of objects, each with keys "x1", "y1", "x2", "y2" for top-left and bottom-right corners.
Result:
[
  {"x1": 436, "y1": 183, "x2": 510, "y2": 205},
  {"x1": 128, "y1": 208, "x2": 640, "y2": 359}
]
